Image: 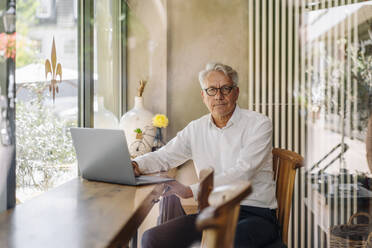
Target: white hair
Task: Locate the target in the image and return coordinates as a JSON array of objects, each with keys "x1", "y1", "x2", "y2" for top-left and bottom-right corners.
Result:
[{"x1": 198, "y1": 63, "x2": 239, "y2": 89}]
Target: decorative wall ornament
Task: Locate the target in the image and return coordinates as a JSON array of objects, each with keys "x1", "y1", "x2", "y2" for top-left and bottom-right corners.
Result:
[
  {"x1": 45, "y1": 37, "x2": 62, "y2": 102},
  {"x1": 129, "y1": 126, "x2": 155, "y2": 158}
]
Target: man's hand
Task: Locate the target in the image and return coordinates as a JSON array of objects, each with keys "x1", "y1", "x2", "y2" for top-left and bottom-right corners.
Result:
[
  {"x1": 131, "y1": 161, "x2": 141, "y2": 176},
  {"x1": 163, "y1": 181, "x2": 193, "y2": 199}
]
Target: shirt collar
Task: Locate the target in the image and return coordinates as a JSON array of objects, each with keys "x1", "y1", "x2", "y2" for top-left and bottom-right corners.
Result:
[{"x1": 208, "y1": 104, "x2": 241, "y2": 129}]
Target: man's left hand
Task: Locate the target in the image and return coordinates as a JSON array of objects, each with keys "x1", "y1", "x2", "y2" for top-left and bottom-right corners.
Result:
[{"x1": 163, "y1": 181, "x2": 193, "y2": 199}]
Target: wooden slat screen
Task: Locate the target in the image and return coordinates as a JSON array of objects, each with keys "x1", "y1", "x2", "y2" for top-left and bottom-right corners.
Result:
[{"x1": 247, "y1": 0, "x2": 367, "y2": 246}]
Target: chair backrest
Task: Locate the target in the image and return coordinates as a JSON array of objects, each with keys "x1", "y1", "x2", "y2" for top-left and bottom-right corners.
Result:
[
  {"x1": 196, "y1": 181, "x2": 252, "y2": 248},
  {"x1": 197, "y1": 168, "x2": 214, "y2": 211},
  {"x1": 272, "y1": 148, "x2": 304, "y2": 245}
]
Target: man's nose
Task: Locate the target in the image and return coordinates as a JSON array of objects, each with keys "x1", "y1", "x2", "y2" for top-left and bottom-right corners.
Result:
[{"x1": 214, "y1": 89, "x2": 224, "y2": 100}]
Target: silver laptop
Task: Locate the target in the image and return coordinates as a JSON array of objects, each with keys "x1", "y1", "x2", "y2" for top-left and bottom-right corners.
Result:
[{"x1": 70, "y1": 127, "x2": 174, "y2": 185}]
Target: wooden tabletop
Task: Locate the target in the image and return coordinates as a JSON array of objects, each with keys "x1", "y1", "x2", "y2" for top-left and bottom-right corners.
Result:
[{"x1": 0, "y1": 177, "x2": 165, "y2": 248}]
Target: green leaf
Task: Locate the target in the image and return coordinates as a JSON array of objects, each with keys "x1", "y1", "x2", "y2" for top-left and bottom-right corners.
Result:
[{"x1": 134, "y1": 128, "x2": 142, "y2": 134}]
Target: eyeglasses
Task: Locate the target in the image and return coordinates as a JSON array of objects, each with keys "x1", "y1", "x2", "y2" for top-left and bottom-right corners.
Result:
[{"x1": 203, "y1": 85, "x2": 236, "y2": 96}]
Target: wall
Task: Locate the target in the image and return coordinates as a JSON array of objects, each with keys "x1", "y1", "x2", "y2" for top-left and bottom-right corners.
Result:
[
  {"x1": 126, "y1": 0, "x2": 168, "y2": 133},
  {"x1": 126, "y1": 0, "x2": 248, "y2": 139}
]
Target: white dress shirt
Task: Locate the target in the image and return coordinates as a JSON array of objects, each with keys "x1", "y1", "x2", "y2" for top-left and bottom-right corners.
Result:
[{"x1": 134, "y1": 105, "x2": 277, "y2": 209}]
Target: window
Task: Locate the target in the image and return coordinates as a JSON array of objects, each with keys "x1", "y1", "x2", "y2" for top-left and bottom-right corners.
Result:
[
  {"x1": 92, "y1": 0, "x2": 123, "y2": 129},
  {"x1": 16, "y1": 0, "x2": 78, "y2": 203}
]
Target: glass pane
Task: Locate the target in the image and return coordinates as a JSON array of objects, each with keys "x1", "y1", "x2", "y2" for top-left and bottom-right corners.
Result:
[
  {"x1": 93, "y1": 0, "x2": 121, "y2": 129},
  {"x1": 303, "y1": 1, "x2": 372, "y2": 246},
  {"x1": 15, "y1": 0, "x2": 78, "y2": 202}
]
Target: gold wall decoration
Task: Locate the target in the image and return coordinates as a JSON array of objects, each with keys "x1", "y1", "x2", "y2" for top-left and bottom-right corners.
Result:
[{"x1": 45, "y1": 37, "x2": 62, "y2": 102}]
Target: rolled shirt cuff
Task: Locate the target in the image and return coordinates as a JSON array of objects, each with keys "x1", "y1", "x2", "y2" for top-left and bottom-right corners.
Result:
[
  {"x1": 189, "y1": 183, "x2": 200, "y2": 201},
  {"x1": 133, "y1": 156, "x2": 158, "y2": 174}
]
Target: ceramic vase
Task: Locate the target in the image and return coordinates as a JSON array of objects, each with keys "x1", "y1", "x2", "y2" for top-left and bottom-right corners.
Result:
[{"x1": 119, "y1": 96, "x2": 155, "y2": 157}]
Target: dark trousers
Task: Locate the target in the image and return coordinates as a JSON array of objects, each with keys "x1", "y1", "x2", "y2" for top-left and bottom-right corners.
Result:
[{"x1": 142, "y1": 205, "x2": 281, "y2": 248}]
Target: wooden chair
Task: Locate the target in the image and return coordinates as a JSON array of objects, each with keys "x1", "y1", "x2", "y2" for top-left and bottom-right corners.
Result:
[
  {"x1": 195, "y1": 181, "x2": 252, "y2": 248},
  {"x1": 197, "y1": 168, "x2": 214, "y2": 211},
  {"x1": 271, "y1": 148, "x2": 304, "y2": 246}
]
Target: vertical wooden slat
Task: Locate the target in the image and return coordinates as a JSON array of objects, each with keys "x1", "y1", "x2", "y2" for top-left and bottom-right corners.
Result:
[
  {"x1": 300, "y1": 1, "x2": 306, "y2": 247},
  {"x1": 268, "y1": 0, "x2": 274, "y2": 121},
  {"x1": 288, "y1": 0, "x2": 293, "y2": 152},
  {"x1": 346, "y1": 0, "x2": 352, "y2": 138},
  {"x1": 346, "y1": 0, "x2": 352, "y2": 229},
  {"x1": 319, "y1": 1, "x2": 327, "y2": 246},
  {"x1": 281, "y1": 0, "x2": 287, "y2": 149},
  {"x1": 293, "y1": 0, "x2": 300, "y2": 247},
  {"x1": 306, "y1": 0, "x2": 313, "y2": 246},
  {"x1": 327, "y1": 174, "x2": 332, "y2": 248},
  {"x1": 255, "y1": 0, "x2": 261, "y2": 113},
  {"x1": 248, "y1": 0, "x2": 254, "y2": 111},
  {"x1": 262, "y1": 0, "x2": 267, "y2": 116},
  {"x1": 333, "y1": 1, "x2": 340, "y2": 135},
  {"x1": 274, "y1": 0, "x2": 280, "y2": 148},
  {"x1": 286, "y1": 1, "x2": 294, "y2": 246},
  {"x1": 353, "y1": 174, "x2": 358, "y2": 218},
  {"x1": 331, "y1": 0, "x2": 339, "y2": 230},
  {"x1": 312, "y1": 4, "x2": 320, "y2": 247},
  {"x1": 294, "y1": 1, "x2": 299, "y2": 154},
  {"x1": 352, "y1": 1, "x2": 358, "y2": 139},
  {"x1": 326, "y1": 0, "x2": 333, "y2": 131},
  {"x1": 320, "y1": 173, "x2": 325, "y2": 248},
  {"x1": 340, "y1": 0, "x2": 346, "y2": 226}
]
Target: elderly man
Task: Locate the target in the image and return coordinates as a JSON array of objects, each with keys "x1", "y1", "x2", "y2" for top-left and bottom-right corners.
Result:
[{"x1": 132, "y1": 63, "x2": 280, "y2": 248}]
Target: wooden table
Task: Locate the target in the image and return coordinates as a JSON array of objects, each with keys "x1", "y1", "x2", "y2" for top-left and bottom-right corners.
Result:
[{"x1": 0, "y1": 177, "x2": 165, "y2": 248}]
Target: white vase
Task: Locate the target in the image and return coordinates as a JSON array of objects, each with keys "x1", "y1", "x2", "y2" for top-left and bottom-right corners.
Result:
[
  {"x1": 119, "y1": 96, "x2": 155, "y2": 157},
  {"x1": 94, "y1": 97, "x2": 119, "y2": 129}
]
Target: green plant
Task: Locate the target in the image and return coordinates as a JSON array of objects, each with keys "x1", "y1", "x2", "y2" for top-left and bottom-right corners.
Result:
[
  {"x1": 134, "y1": 128, "x2": 142, "y2": 134},
  {"x1": 16, "y1": 82, "x2": 76, "y2": 190},
  {"x1": 350, "y1": 44, "x2": 372, "y2": 132},
  {"x1": 305, "y1": 37, "x2": 372, "y2": 138}
]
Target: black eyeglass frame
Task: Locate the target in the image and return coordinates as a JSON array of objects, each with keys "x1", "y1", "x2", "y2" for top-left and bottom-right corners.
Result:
[{"x1": 203, "y1": 85, "x2": 237, "y2": 96}]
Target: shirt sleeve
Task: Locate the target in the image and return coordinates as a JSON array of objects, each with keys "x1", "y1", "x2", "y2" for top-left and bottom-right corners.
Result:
[
  {"x1": 189, "y1": 182, "x2": 200, "y2": 201},
  {"x1": 214, "y1": 118, "x2": 273, "y2": 187},
  {"x1": 133, "y1": 123, "x2": 193, "y2": 174}
]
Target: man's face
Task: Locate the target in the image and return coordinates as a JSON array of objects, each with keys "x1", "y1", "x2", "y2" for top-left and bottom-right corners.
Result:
[{"x1": 201, "y1": 70, "x2": 239, "y2": 119}]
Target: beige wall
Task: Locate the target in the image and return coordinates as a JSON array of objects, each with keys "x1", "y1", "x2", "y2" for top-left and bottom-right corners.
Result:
[
  {"x1": 127, "y1": 0, "x2": 249, "y2": 139},
  {"x1": 127, "y1": 0, "x2": 167, "y2": 129}
]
